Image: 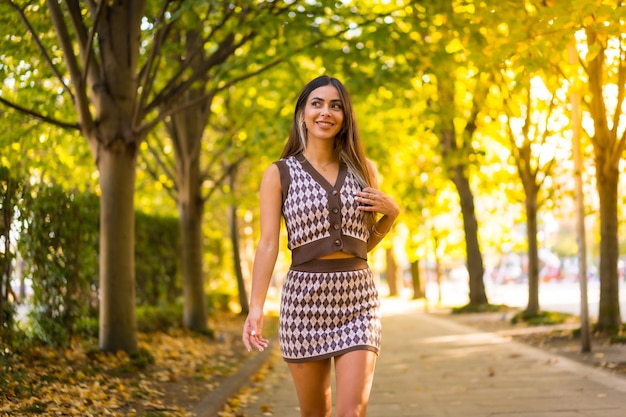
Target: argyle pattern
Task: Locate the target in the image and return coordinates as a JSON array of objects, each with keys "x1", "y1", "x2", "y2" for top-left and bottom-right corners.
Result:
[
  {"x1": 282, "y1": 156, "x2": 369, "y2": 250},
  {"x1": 279, "y1": 267, "x2": 381, "y2": 361},
  {"x1": 283, "y1": 157, "x2": 331, "y2": 249},
  {"x1": 340, "y1": 177, "x2": 369, "y2": 240}
]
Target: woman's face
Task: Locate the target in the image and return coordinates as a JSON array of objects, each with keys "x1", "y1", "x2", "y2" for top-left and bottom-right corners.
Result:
[{"x1": 302, "y1": 85, "x2": 344, "y2": 143}]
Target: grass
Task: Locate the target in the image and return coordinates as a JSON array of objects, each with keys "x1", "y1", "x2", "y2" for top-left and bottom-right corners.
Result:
[
  {"x1": 511, "y1": 310, "x2": 573, "y2": 326},
  {"x1": 451, "y1": 303, "x2": 511, "y2": 314}
]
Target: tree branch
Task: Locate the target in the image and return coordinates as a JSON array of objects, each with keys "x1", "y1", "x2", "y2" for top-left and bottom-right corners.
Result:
[
  {"x1": 611, "y1": 41, "x2": 626, "y2": 162},
  {"x1": 46, "y1": 0, "x2": 96, "y2": 140},
  {"x1": 0, "y1": 96, "x2": 80, "y2": 131},
  {"x1": 141, "y1": 3, "x2": 238, "y2": 118},
  {"x1": 79, "y1": 0, "x2": 107, "y2": 88},
  {"x1": 7, "y1": 0, "x2": 74, "y2": 100},
  {"x1": 536, "y1": 94, "x2": 558, "y2": 191},
  {"x1": 147, "y1": 31, "x2": 242, "y2": 114},
  {"x1": 135, "y1": 51, "x2": 286, "y2": 139},
  {"x1": 202, "y1": 154, "x2": 248, "y2": 203},
  {"x1": 135, "y1": 0, "x2": 177, "y2": 127},
  {"x1": 142, "y1": 134, "x2": 178, "y2": 201}
]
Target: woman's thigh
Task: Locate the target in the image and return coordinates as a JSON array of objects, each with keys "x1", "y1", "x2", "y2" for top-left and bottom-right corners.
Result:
[
  {"x1": 287, "y1": 358, "x2": 333, "y2": 417},
  {"x1": 334, "y1": 350, "x2": 378, "y2": 417}
]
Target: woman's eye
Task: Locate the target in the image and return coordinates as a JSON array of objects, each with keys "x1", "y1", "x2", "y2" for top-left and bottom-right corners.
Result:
[{"x1": 331, "y1": 103, "x2": 343, "y2": 109}]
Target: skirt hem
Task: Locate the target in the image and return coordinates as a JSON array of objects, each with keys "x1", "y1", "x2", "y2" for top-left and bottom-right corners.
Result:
[{"x1": 283, "y1": 344, "x2": 379, "y2": 364}]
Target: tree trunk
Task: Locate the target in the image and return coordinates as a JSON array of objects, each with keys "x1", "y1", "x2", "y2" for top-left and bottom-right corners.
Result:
[
  {"x1": 98, "y1": 147, "x2": 138, "y2": 353},
  {"x1": 165, "y1": 107, "x2": 210, "y2": 331},
  {"x1": 228, "y1": 165, "x2": 249, "y2": 315},
  {"x1": 230, "y1": 202, "x2": 249, "y2": 315},
  {"x1": 43, "y1": 0, "x2": 146, "y2": 352},
  {"x1": 524, "y1": 192, "x2": 540, "y2": 316},
  {"x1": 179, "y1": 183, "x2": 208, "y2": 331},
  {"x1": 162, "y1": 28, "x2": 212, "y2": 331},
  {"x1": 434, "y1": 250, "x2": 443, "y2": 305},
  {"x1": 410, "y1": 259, "x2": 425, "y2": 299},
  {"x1": 596, "y1": 168, "x2": 621, "y2": 331},
  {"x1": 435, "y1": 50, "x2": 488, "y2": 306},
  {"x1": 584, "y1": 26, "x2": 622, "y2": 333},
  {"x1": 451, "y1": 167, "x2": 488, "y2": 305},
  {"x1": 0, "y1": 184, "x2": 9, "y2": 327},
  {"x1": 386, "y1": 248, "x2": 399, "y2": 297},
  {"x1": 168, "y1": 100, "x2": 210, "y2": 331}
]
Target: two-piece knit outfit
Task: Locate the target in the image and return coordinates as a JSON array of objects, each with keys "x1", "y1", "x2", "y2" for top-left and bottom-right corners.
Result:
[{"x1": 274, "y1": 153, "x2": 381, "y2": 363}]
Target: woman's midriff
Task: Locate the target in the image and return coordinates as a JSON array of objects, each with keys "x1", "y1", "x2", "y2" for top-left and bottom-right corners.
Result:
[{"x1": 317, "y1": 251, "x2": 356, "y2": 260}]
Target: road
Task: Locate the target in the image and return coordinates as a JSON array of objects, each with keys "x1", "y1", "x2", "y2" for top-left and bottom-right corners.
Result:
[{"x1": 424, "y1": 278, "x2": 626, "y2": 320}]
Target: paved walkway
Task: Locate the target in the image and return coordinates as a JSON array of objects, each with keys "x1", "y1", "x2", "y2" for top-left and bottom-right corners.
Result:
[{"x1": 226, "y1": 298, "x2": 626, "y2": 417}]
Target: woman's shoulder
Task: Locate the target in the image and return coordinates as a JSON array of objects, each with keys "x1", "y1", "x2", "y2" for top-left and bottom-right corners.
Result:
[
  {"x1": 275, "y1": 154, "x2": 302, "y2": 170},
  {"x1": 279, "y1": 153, "x2": 300, "y2": 162}
]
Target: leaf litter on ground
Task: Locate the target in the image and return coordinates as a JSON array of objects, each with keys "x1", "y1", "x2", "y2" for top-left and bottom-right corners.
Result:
[{"x1": 1, "y1": 312, "x2": 249, "y2": 416}]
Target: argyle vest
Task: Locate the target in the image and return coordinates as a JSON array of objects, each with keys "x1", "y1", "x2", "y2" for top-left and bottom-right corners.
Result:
[{"x1": 275, "y1": 153, "x2": 369, "y2": 266}]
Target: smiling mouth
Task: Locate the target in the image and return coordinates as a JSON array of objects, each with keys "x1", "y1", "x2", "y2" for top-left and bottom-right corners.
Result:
[{"x1": 316, "y1": 121, "x2": 334, "y2": 127}]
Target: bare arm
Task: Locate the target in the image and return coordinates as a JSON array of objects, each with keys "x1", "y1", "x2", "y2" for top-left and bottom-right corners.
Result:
[{"x1": 242, "y1": 164, "x2": 283, "y2": 352}]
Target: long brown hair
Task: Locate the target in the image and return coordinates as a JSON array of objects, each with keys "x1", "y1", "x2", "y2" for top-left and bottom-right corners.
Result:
[{"x1": 280, "y1": 75, "x2": 372, "y2": 189}]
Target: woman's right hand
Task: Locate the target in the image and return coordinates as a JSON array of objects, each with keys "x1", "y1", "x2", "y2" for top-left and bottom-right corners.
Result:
[{"x1": 242, "y1": 308, "x2": 269, "y2": 352}]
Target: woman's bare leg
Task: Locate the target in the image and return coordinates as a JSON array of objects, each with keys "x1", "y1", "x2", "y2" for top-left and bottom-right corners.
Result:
[
  {"x1": 334, "y1": 350, "x2": 377, "y2": 417},
  {"x1": 287, "y1": 358, "x2": 333, "y2": 417}
]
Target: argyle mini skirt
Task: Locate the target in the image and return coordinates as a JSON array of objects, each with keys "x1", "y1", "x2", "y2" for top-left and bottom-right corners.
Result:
[{"x1": 279, "y1": 257, "x2": 381, "y2": 363}]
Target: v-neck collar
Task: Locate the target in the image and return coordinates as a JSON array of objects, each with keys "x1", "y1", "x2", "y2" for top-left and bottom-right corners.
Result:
[{"x1": 296, "y1": 153, "x2": 347, "y2": 190}]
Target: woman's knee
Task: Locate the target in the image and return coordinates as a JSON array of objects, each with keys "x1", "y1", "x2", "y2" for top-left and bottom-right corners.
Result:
[
  {"x1": 287, "y1": 360, "x2": 332, "y2": 417},
  {"x1": 335, "y1": 404, "x2": 367, "y2": 417},
  {"x1": 334, "y1": 351, "x2": 377, "y2": 417}
]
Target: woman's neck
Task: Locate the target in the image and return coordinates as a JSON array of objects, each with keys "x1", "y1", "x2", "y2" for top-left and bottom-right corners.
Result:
[
  {"x1": 302, "y1": 148, "x2": 339, "y2": 173},
  {"x1": 302, "y1": 146, "x2": 337, "y2": 165}
]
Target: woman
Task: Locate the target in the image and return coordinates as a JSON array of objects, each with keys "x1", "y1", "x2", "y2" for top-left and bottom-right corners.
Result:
[{"x1": 242, "y1": 75, "x2": 400, "y2": 417}]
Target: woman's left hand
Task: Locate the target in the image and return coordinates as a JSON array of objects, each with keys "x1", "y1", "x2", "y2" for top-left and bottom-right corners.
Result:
[{"x1": 356, "y1": 187, "x2": 400, "y2": 219}]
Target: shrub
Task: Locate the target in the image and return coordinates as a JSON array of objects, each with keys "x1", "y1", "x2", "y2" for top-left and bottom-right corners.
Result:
[
  {"x1": 136, "y1": 301, "x2": 184, "y2": 333},
  {"x1": 19, "y1": 184, "x2": 99, "y2": 347},
  {"x1": 511, "y1": 310, "x2": 572, "y2": 325},
  {"x1": 451, "y1": 303, "x2": 509, "y2": 314}
]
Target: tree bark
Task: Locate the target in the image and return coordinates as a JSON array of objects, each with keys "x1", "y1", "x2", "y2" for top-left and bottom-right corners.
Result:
[
  {"x1": 450, "y1": 167, "x2": 488, "y2": 305},
  {"x1": 386, "y1": 248, "x2": 399, "y2": 297},
  {"x1": 524, "y1": 192, "x2": 540, "y2": 316},
  {"x1": 596, "y1": 167, "x2": 621, "y2": 331},
  {"x1": 167, "y1": 91, "x2": 210, "y2": 330},
  {"x1": 65, "y1": 0, "x2": 145, "y2": 353},
  {"x1": 230, "y1": 202, "x2": 249, "y2": 315},
  {"x1": 435, "y1": 48, "x2": 488, "y2": 306},
  {"x1": 164, "y1": 28, "x2": 211, "y2": 331},
  {"x1": 584, "y1": 27, "x2": 623, "y2": 332},
  {"x1": 98, "y1": 146, "x2": 138, "y2": 352},
  {"x1": 505, "y1": 77, "x2": 548, "y2": 319},
  {"x1": 410, "y1": 259, "x2": 425, "y2": 299},
  {"x1": 179, "y1": 189, "x2": 208, "y2": 330},
  {"x1": 228, "y1": 165, "x2": 249, "y2": 315},
  {"x1": 171, "y1": 98, "x2": 208, "y2": 330}
]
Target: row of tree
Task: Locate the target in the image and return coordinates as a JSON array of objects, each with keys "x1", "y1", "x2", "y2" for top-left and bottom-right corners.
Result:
[{"x1": 1, "y1": 0, "x2": 625, "y2": 354}]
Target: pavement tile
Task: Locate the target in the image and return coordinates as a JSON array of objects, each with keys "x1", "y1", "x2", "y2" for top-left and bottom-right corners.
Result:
[{"x1": 222, "y1": 297, "x2": 626, "y2": 417}]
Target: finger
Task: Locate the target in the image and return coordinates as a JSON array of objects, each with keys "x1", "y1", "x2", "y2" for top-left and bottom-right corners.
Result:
[
  {"x1": 251, "y1": 338, "x2": 266, "y2": 352},
  {"x1": 243, "y1": 321, "x2": 255, "y2": 352},
  {"x1": 258, "y1": 338, "x2": 269, "y2": 350},
  {"x1": 243, "y1": 335, "x2": 252, "y2": 352}
]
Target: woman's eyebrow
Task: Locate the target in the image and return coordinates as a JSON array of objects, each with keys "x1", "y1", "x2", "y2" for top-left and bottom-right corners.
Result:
[{"x1": 310, "y1": 96, "x2": 341, "y2": 102}]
